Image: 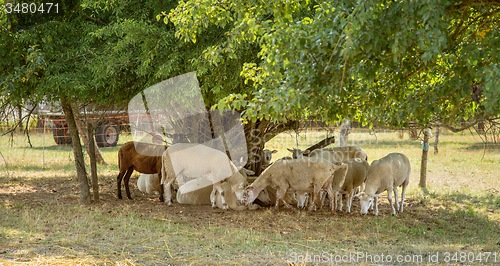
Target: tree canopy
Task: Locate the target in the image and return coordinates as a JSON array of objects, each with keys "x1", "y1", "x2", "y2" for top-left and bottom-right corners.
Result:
[
  {"x1": 167, "y1": 0, "x2": 499, "y2": 128},
  {"x1": 3, "y1": 0, "x2": 497, "y2": 129}
]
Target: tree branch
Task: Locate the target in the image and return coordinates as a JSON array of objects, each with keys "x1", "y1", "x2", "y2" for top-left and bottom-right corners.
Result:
[{"x1": 83, "y1": 14, "x2": 108, "y2": 26}]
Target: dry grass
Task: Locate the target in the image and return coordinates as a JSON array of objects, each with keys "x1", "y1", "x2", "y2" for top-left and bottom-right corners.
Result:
[{"x1": 0, "y1": 129, "x2": 499, "y2": 265}]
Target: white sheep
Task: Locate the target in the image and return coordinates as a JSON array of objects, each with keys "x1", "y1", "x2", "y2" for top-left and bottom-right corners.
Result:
[
  {"x1": 260, "y1": 148, "x2": 278, "y2": 172},
  {"x1": 116, "y1": 141, "x2": 166, "y2": 201},
  {"x1": 176, "y1": 175, "x2": 271, "y2": 210},
  {"x1": 336, "y1": 159, "x2": 369, "y2": 213},
  {"x1": 355, "y1": 153, "x2": 411, "y2": 216},
  {"x1": 139, "y1": 167, "x2": 266, "y2": 210},
  {"x1": 137, "y1": 174, "x2": 162, "y2": 195},
  {"x1": 161, "y1": 143, "x2": 248, "y2": 210},
  {"x1": 263, "y1": 149, "x2": 278, "y2": 165},
  {"x1": 242, "y1": 158, "x2": 348, "y2": 211},
  {"x1": 299, "y1": 146, "x2": 368, "y2": 210}
]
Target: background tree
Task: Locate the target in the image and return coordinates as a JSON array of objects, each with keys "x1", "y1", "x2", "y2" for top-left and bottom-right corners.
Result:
[
  {"x1": 1, "y1": 0, "x2": 184, "y2": 203},
  {"x1": 165, "y1": 0, "x2": 499, "y2": 184}
]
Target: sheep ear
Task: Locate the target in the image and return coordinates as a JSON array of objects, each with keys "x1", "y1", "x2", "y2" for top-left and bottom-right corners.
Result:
[
  {"x1": 302, "y1": 150, "x2": 311, "y2": 155},
  {"x1": 287, "y1": 148, "x2": 293, "y2": 152},
  {"x1": 271, "y1": 149, "x2": 278, "y2": 154}
]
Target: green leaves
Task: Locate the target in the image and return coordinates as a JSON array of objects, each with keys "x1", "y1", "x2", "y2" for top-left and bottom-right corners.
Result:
[{"x1": 2, "y1": 0, "x2": 497, "y2": 133}]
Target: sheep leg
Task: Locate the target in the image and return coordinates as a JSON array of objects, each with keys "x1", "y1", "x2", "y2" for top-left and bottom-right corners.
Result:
[
  {"x1": 163, "y1": 180, "x2": 175, "y2": 206},
  {"x1": 393, "y1": 186, "x2": 400, "y2": 213},
  {"x1": 116, "y1": 170, "x2": 126, "y2": 199},
  {"x1": 123, "y1": 167, "x2": 134, "y2": 200},
  {"x1": 332, "y1": 191, "x2": 340, "y2": 212},
  {"x1": 323, "y1": 186, "x2": 335, "y2": 212},
  {"x1": 158, "y1": 178, "x2": 165, "y2": 202},
  {"x1": 400, "y1": 185, "x2": 407, "y2": 213},
  {"x1": 348, "y1": 189, "x2": 356, "y2": 213},
  {"x1": 275, "y1": 187, "x2": 292, "y2": 209},
  {"x1": 307, "y1": 193, "x2": 314, "y2": 209},
  {"x1": 211, "y1": 182, "x2": 228, "y2": 210},
  {"x1": 346, "y1": 191, "x2": 352, "y2": 213},
  {"x1": 387, "y1": 189, "x2": 396, "y2": 215},
  {"x1": 318, "y1": 190, "x2": 326, "y2": 209},
  {"x1": 338, "y1": 193, "x2": 343, "y2": 212},
  {"x1": 308, "y1": 188, "x2": 320, "y2": 211},
  {"x1": 374, "y1": 196, "x2": 379, "y2": 216},
  {"x1": 308, "y1": 194, "x2": 317, "y2": 211},
  {"x1": 210, "y1": 184, "x2": 217, "y2": 208}
]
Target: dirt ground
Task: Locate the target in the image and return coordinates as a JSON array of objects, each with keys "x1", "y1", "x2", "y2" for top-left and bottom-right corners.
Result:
[
  {"x1": 0, "y1": 171, "x2": 424, "y2": 227},
  {"x1": 1, "y1": 169, "x2": 499, "y2": 265}
]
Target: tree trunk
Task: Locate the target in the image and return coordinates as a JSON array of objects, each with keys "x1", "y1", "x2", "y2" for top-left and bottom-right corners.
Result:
[
  {"x1": 419, "y1": 128, "x2": 430, "y2": 190},
  {"x1": 434, "y1": 125, "x2": 440, "y2": 155},
  {"x1": 87, "y1": 123, "x2": 99, "y2": 203},
  {"x1": 339, "y1": 119, "x2": 350, "y2": 147},
  {"x1": 244, "y1": 119, "x2": 299, "y2": 175},
  {"x1": 61, "y1": 97, "x2": 91, "y2": 205},
  {"x1": 245, "y1": 120, "x2": 268, "y2": 176},
  {"x1": 72, "y1": 106, "x2": 107, "y2": 165},
  {"x1": 17, "y1": 104, "x2": 22, "y2": 132}
]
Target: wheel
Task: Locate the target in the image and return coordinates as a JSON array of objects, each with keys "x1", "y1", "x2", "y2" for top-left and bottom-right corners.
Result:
[
  {"x1": 95, "y1": 122, "x2": 120, "y2": 147},
  {"x1": 52, "y1": 123, "x2": 72, "y2": 145}
]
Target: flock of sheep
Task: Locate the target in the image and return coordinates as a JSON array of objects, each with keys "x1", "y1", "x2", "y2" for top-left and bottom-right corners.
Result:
[{"x1": 117, "y1": 141, "x2": 411, "y2": 216}]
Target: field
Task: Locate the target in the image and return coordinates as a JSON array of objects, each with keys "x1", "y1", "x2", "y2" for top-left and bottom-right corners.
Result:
[{"x1": 0, "y1": 129, "x2": 499, "y2": 265}]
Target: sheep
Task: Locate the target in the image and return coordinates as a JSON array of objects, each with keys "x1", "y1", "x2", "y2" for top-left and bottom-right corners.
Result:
[
  {"x1": 336, "y1": 158, "x2": 369, "y2": 213},
  {"x1": 299, "y1": 146, "x2": 367, "y2": 210},
  {"x1": 263, "y1": 149, "x2": 278, "y2": 165},
  {"x1": 161, "y1": 143, "x2": 248, "y2": 210},
  {"x1": 137, "y1": 174, "x2": 162, "y2": 195},
  {"x1": 258, "y1": 186, "x2": 300, "y2": 208},
  {"x1": 242, "y1": 158, "x2": 348, "y2": 211},
  {"x1": 176, "y1": 175, "x2": 271, "y2": 210},
  {"x1": 355, "y1": 153, "x2": 411, "y2": 216},
  {"x1": 116, "y1": 141, "x2": 166, "y2": 201},
  {"x1": 286, "y1": 148, "x2": 305, "y2": 159},
  {"x1": 260, "y1": 148, "x2": 278, "y2": 172}
]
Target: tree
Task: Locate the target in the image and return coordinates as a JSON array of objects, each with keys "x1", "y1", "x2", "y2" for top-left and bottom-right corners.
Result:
[
  {"x1": 165, "y1": 0, "x2": 499, "y2": 184},
  {"x1": 0, "y1": 0, "x2": 282, "y2": 199},
  {"x1": 0, "y1": 0, "x2": 183, "y2": 203},
  {"x1": 167, "y1": 0, "x2": 499, "y2": 126}
]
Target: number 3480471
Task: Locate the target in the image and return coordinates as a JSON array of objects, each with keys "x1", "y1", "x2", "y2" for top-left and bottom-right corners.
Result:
[{"x1": 4, "y1": 3, "x2": 59, "y2": 14}]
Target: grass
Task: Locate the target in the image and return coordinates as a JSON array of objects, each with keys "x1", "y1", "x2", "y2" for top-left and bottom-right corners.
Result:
[{"x1": 0, "y1": 129, "x2": 499, "y2": 265}]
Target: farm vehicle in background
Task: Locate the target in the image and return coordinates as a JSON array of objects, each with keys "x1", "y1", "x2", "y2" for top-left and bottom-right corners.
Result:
[{"x1": 38, "y1": 110, "x2": 128, "y2": 148}]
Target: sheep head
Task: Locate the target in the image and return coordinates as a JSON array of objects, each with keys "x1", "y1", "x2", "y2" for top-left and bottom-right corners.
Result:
[
  {"x1": 294, "y1": 191, "x2": 309, "y2": 209},
  {"x1": 241, "y1": 186, "x2": 259, "y2": 205},
  {"x1": 355, "y1": 192, "x2": 378, "y2": 215},
  {"x1": 263, "y1": 149, "x2": 278, "y2": 165},
  {"x1": 232, "y1": 182, "x2": 247, "y2": 202},
  {"x1": 287, "y1": 148, "x2": 305, "y2": 159}
]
